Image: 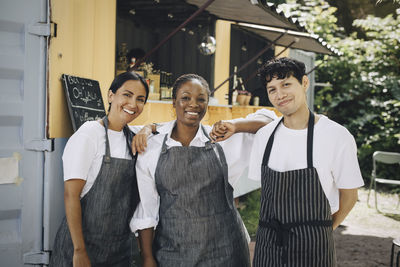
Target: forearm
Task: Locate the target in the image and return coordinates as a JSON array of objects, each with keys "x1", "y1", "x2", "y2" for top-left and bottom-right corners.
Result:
[
  {"x1": 64, "y1": 180, "x2": 87, "y2": 252},
  {"x1": 332, "y1": 188, "x2": 358, "y2": 230},
  {"x1": 232, "y1": 119, "x2": 270, "y2": 134},
  {"x1": 138, "y1": 228, "x2": 155, "y2": 258},
  {"x1": 64, "y1": 194, "x2": 86, "y2": 251}
]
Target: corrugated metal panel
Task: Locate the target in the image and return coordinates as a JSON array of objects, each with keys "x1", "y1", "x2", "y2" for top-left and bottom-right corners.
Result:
[
  {"x1": 0, "y1": 0, "x2": 48, "y2": 265},
  {"x1": 43, "y1": 138, "x2": 66, "y2": 251}
]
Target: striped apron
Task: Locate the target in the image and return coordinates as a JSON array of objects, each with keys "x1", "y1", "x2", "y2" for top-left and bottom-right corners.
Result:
[
  {"x1": 153, "y1": 126, "x2": 250, "y2": 267},
  {"x1": 253, "y1": 111, "x2": 336, "y2": 267},
  {"x1": 50, "y1": 117, "x2": 140, "y2": 267}
]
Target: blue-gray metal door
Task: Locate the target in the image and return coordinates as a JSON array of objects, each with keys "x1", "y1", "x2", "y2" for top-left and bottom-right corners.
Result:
[{"x1": 0, "y1": 0, "x2": 50, "y2": 265}]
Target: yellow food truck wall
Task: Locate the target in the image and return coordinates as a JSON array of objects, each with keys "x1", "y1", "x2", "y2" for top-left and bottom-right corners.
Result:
[
  {"x1": 48, "y1": 2, "x2": 277, "y2": 137},
  {"x1": 48, "y1": 0, "x2": 116, "y2": 138}
]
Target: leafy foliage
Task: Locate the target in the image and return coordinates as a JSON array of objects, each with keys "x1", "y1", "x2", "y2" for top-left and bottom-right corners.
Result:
[
  {"x1": 377, "y1": 0, "x2": 400, "y2": 4},
  {"x1": 280, "y1": 1, "x2": 400, "y2": 182},
  {"x1": 239, "y1": 0, "x2": 400, "y2": 239}
]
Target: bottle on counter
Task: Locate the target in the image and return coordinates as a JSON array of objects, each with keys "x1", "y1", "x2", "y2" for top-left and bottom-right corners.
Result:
[
  {"x1": 167, "y1": 73, "x2": 173, "y2": 99},
  {"x1": 232, "y1": 90, "x2": 238, "y2": 105},
  {"x1": 160, "y1": 71, "x2": 167, "y2": 100},
  {"x1": 253, "y1": 96, "x2": 260, "y2": 106}
]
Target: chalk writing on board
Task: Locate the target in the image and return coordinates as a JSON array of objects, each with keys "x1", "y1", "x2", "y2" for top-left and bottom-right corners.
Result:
[{"x1": 62, "y1": 74, "x2": 106, "y2": 132}]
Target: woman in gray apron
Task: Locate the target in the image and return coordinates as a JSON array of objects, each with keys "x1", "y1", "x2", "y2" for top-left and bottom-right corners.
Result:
[
  {"x1": 50, "y1": 72, "x2": 150, "y2": 267},
  {"x1": 134, "y1": 74, "x2": 264, "y2": 267},
  {"x1": 253, "y1": 111, "x2": 336, "y2": 267},
  {"x1": 153, "y1": 126, "x2": 250, "y2": 267}
]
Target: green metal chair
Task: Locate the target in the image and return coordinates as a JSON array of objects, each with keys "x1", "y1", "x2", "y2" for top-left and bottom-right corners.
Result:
[{"x1": 367, "y1": 151, "x2": 400, "y2": 212}]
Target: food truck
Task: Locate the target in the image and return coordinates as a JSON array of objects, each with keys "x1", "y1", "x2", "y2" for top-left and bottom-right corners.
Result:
[{"x1": 0, "y1": 0, "x2": 336, "y2": 265}]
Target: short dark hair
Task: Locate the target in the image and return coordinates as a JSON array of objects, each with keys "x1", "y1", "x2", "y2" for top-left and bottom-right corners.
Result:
[
  {"x1": 109, "y1": 71, "x2": 149, "y2": 103},
  {"x1": 172, "y1": 74, "x2": 210, "y2": 100},
  {"x1": 259, "y1": 57, "x2": 306, "y2": 86}
]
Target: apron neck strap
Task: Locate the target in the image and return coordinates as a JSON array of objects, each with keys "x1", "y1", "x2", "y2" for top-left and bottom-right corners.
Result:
[
  {"x1": 307, "y1": 111, "x2": 315, "y2": 169},
  {"x1": 200, "y1": 125, "x2": 213, "y2": 149},
  {"x1": 102, "y1": 116, "x2": 136, "y2": 160},
  {"x1": 261, "y1": 117, "x2": 283, "y2": 166},
  {"x1": 102, "y1": 116, "x2": 112, "y2": 159},
  {"x1": 262, "y1": 110, "x2": 315, "y2": 168},
  {"x1": 160, "y1": 133, "x2": 169, "y2": 154},
  {"x1": 122, "y1": 125, "x2": 136, "y2": 159},
  {"x1": 161, "y1": 124, "x2": 211, "y2": 152}
]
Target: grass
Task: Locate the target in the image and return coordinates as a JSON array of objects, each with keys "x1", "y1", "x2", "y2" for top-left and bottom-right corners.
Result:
[{"x1": 237, "y1": 189, "x2": 261, "y2": 240}]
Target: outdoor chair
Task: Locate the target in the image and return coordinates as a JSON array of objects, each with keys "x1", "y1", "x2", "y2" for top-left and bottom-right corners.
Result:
[
  {"x1": 391, "y1": 237, "x2": 400, "y2": 267},
  {"x1": 367, "y1": 151, "x2": 400, "y2": 212}
]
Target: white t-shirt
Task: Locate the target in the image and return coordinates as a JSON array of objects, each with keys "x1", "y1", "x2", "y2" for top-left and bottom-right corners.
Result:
[
  {"x1": 248, "y1": 115, "x2": 364, "y2": 214},
  {"x1": 62, "y1": 121, "x2": 141, "y2": 198},
  {"x1": 244, "y1": 108, "x2": 279, "y2": 121},
  {"x1": 130, "y1": 120, "x2": 258, "y2": 232}
]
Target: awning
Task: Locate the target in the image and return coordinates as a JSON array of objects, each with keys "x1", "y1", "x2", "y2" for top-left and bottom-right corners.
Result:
[
  {"x1": 185, "y1": 0, "x2": 339, "y2": 55},
  {"x1": 236, "y1": 22, "x2": 339, "y2": 55},
  {"x1": 185, "y1": 0, "x2": 304, "y2": 31}
]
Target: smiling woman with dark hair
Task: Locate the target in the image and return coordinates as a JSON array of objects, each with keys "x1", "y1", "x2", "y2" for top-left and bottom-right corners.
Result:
[
  {"x1": 50, "y1": 71, "x2": 151, "y2": 267},
  {"x1": 131, "y1": 73, "x2": 274, "y2": 267}
]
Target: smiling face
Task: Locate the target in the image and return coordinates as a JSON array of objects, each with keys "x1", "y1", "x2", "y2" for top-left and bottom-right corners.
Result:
[
  {"x1": 108, "y1": 80, "x2": 147, "y2": 127},
  {"x1": 266, "y1": 75, "x2": 309, "y2": 117},
  {"x1": 173, "y1": 79, "x2": 208, "y2": 127}
]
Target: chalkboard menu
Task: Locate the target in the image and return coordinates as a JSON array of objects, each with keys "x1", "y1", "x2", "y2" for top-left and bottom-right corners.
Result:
[{"x1": 61, "y1": 74, "x2": 106, "y2": 132}]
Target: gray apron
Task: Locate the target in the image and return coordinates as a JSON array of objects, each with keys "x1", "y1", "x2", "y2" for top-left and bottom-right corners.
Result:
[
  {"x1": 153, "y1": 125, "x2": 250, "y2": 267},
  {"x1": 50, "y1": 117, "x2": 140, "y2": 267},
  {"x1": 253, "y1": 111, "x2": 336, "y2": 267}
]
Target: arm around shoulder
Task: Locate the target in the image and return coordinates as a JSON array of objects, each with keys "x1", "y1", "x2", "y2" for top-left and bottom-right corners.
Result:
[{"x1": 210, "y1": 117, "x2": 272, "y2": 142}]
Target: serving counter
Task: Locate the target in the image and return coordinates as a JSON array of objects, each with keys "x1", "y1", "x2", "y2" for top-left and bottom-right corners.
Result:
[{"x1": 129, "y1": 100, "x2": 278, "y2": 126}]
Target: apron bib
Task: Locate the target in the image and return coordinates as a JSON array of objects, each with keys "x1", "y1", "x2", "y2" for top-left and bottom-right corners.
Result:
[
  {"x1": 153, "y1": 125, "x2": 250, "y2": 267},
  {"x1": 253, "y1": 112, "x2": 336, "y2": 267},
  {"x1": 50, "y1": 117, "x2": 140, "y2": 267}
]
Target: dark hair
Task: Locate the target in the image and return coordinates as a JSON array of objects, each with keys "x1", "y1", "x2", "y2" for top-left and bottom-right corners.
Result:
[
  {"x1": 108, "y1": 71, "x2": 148, "y2": 156},
  {"x1": 259, "y1": 57, "x2": 306, "y2": 86},
  {"x1": 109, "y1": 71, "x2": 149, "y2": 105},
  {"x1": 172, "y1": 74, "x2": 210, "y2": 100},
  {"x1": 127, "y1": 48, "x2": 146, "y2": 62}
]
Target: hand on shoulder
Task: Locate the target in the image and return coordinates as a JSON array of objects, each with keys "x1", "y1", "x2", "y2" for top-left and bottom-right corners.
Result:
[
  {"x1": 210, "y1": 121, "x2": 236, "y2": 142},
  {"x1": 132, "y1": 124, "x2": 154, "y2": 154}
]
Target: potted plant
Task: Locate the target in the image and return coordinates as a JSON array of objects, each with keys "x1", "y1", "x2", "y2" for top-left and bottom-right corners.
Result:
[{"x1": 237, "y1": 90, "x2": 251, "y2": 106}]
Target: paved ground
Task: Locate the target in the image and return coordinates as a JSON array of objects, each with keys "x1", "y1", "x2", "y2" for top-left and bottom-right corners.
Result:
[{"x1": 248, "y1": 188, "x2": 400, "y2": 267}]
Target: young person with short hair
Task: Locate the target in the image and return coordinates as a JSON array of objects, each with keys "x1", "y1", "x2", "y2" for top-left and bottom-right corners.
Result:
[{"x1": 248, "y1": 57, "x2": 364, "y2": 266}]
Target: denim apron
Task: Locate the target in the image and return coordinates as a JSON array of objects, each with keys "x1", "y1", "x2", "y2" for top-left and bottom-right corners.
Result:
[
  {"x1": 153, "y1": 125, "x2": 250, "y2": 267},
  {"x1": 253, "y1": 112, "x2": 336, "y2": 267},
  {"x1": 50, "y1": 117, "x2": 140, "y2": 267}
]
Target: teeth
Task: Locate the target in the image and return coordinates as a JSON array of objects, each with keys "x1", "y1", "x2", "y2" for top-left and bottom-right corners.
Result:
[
  {"x1": 123, "y1": 108, "x2": 135, "y2": 115},
  {"x1": 187, "y1": 112, "x2": 198, "y2": 115}
]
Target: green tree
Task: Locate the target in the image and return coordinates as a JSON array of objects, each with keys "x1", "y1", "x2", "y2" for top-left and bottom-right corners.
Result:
[{"x1": 280, "y1": 0, "x2": 400, "y2": 181}]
